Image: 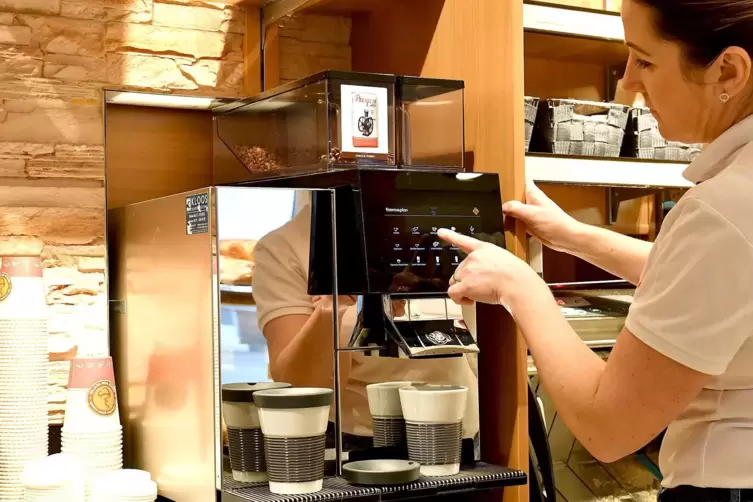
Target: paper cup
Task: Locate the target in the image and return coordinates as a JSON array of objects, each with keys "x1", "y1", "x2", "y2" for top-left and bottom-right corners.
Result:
[
  {"x1": 254, "y1": 388, "x2": 333, "y2": 495},
  {"x1": 63, "y1": 358, "x2": 120, "y2": 433}
]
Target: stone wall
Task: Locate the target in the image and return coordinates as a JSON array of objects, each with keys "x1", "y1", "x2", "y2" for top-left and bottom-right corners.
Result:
[{"x1": 0, "y1": 0, "x2": 246, "y2": 424}]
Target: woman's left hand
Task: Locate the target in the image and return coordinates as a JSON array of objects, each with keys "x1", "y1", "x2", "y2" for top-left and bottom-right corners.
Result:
[{"x1": 438, "y1": 228, "x2": 546, "y2": 309}]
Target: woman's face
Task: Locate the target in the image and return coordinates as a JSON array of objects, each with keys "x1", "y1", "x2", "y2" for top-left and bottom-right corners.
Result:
[{"x1": 621, "y1": 0, "x2": 741, "y2": 144}]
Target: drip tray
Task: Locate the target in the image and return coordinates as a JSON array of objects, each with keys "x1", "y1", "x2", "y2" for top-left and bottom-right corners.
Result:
[{"x1": 221, "y1": 463, "x2": 526, "y2": 502}]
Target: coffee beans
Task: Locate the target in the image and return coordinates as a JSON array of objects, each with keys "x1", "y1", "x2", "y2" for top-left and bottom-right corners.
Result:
[{"x1": 232, "y1": 145, "x2": 281, "y2": 172}]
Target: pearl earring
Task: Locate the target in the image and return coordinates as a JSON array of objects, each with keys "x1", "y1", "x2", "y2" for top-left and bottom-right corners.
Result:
[{"x1": 720, "y1": 92, "x2": 731, "y2": 103}]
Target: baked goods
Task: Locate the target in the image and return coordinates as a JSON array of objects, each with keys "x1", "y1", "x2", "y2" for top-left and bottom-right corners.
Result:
[
  {"x1": 219, "y1": 239, "x2": 257, "y2": 286},
  {"x1": 220, "y1": 240, "x2": 256, "y2": 262},
  {"x1": 219, "y1": 257, "x2": 255, "y2": 285}
]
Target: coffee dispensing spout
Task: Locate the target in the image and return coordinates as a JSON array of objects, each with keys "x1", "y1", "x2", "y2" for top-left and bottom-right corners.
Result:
[{"x1": 348, "y1": 294, "x2": 479, "y2": 359}]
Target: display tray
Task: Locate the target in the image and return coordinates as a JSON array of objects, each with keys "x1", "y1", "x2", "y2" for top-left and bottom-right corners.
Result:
[
  {"x1": 221, "y1": 463, "x2": 526, "y2": 502},
  {"x1": 220, "y1": 284, "x2": 254, "y2": 294}
]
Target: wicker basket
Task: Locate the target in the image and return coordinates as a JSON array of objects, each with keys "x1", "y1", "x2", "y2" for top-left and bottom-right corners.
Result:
[
  {"x1": 524, "y1": 96, "x2": 540, "y2": 152},
  {"x1": 622, "y1": 107, "x2": 703, "y2": 162},
  {"x1": 530, "y1": 99, "x2": 630, "y2": 158}
]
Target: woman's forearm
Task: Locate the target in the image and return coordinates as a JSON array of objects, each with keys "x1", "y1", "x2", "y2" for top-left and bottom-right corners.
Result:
[
  {"x1": 564, "y1": 223, "x2": 653, "y2": 285},
  {"x1": 510, "y1": 285, "x2": 609, "y2": 454},
  {"x1": 274, "y1": 306, "x2": 353, "y2": 389}
]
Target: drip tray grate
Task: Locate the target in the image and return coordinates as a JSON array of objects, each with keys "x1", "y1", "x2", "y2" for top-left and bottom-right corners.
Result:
[{"x1": 222, "y1": 463, "x2": 526, "y2": 502}]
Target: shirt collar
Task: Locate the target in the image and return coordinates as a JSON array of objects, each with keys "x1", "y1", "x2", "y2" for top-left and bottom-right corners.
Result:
[{"x1": 683, "y1": 114, "x2": 753, "y2": 184}]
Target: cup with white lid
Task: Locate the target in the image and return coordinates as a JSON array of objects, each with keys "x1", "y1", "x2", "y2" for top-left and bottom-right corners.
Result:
[
  {"x1": 398, "y1": 384, "x2": 468, "y2": 477},
  {"x1": 253, "y1": 387, "x2": 333, "y2": 495},
  {"x1": 221, "y1": 382, "x2": 292, "y2": 483},
  {"x1": 366, "y1": 381, "x2": 421, "y2": 448}
]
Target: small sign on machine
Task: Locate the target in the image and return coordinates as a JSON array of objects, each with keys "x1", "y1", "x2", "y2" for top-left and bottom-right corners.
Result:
[{"x1": 186, "y1": 193, "x2": 209, "y2": 235}]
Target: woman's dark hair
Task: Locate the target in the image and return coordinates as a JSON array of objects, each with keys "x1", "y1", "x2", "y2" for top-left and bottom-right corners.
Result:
[{"x1": 634, "y1": 0, "x2": 753, "y2": 67}]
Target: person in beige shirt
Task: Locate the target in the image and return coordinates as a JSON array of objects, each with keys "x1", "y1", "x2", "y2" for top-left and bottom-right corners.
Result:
[
  {"x1": 252, "y1": 201, "x2": 479, "y2": 442},
  {"x1": 439, "y1": 1, "x2": 753, "y2": 499}
]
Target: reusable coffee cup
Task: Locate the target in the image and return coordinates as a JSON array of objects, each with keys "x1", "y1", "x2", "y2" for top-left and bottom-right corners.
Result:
[
  {"x1": 398, "y1": 385, "x2": 468, "y2": 477},
  {"x1": 253, "y1": 387, "x2": 333, "y2": 495},
  {"x1": 221, "y1": 382, "x2": 291, "y2": 483},
  {"x1": 366, "y1": 381, "x2": 420, "y2": 448}
]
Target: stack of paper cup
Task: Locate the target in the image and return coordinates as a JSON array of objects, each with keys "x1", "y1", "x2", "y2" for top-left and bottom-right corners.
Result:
[
  {"x1": 22, "y1": 453, "x2": 86, "y2": 501},
  {"x1": 0, "y1": 255, "x2": 50, "y2": 500},
  {"x1": 61, "y1": 357, "x2": 123, "y2": 499},
  {"x1": 89, "y1": 470, "x2": 158, "y2": 502}
]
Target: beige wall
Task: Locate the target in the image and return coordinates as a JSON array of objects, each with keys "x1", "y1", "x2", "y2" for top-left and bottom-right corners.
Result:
[
  {"x1": 278, "y1": 14, "x2": 352, "y2": 85},
  {"x1": 0, "y1": 0, "x2": 245, "y2": 423}
]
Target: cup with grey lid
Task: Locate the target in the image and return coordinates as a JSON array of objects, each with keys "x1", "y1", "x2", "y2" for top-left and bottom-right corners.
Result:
[
  {"x1": 399, "y1": 384, "x2": 468, "y2": 476},
  {"x1": 253, "y1": 387, "x2": 333, "y2": 495},
  {"x1": 221, "y1": 382, "x2": 291, "y2": 483}
]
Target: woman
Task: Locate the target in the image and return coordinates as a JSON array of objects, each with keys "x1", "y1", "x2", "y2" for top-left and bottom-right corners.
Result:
[{"x1": 439, "y1": 0, "x2": 753, "y2": 500}]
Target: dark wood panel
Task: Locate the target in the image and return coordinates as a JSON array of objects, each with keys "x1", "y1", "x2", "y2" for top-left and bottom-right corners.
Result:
[{"x1": 105, "y1": 105, "x2": 214, "y2": 209}]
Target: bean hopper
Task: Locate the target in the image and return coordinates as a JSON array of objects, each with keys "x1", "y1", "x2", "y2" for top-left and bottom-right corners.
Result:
[{"x1": 108, "y1": 71, "x2": 526, "y2": 502}]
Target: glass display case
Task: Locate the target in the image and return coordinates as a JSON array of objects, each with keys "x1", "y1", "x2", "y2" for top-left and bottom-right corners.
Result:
[
  {"x1": 214, "y1": 71, "x2": 466, "y2": 180},
  {"x1": 216, "y1": 71, "x2": 397, "y2": 178},
  {"x1": 398, "y1": 76, "x2": 465, "y2": 170}
]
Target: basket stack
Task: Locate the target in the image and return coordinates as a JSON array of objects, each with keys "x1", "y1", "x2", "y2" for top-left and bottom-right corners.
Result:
[{"x1": 623, "y1": 107, "x2": 703, "y2": 162}]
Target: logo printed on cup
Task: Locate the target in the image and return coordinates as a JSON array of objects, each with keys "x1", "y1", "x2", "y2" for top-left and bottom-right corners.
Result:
[
  {"x1": 0, "y1": 273, "x2": 11, "y2": 302},
  {"x1": 88, "y1": 380, "x2": 117, "y2": 416}
]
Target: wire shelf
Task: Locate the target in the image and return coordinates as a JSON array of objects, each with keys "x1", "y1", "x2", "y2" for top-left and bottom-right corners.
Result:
[{"x1": 221, "y1": 463, "x2": 526, "y2": 502}]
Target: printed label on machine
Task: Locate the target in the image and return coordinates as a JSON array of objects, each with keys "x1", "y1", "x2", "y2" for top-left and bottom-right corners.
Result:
[
  {"x1": 186, "y1": 193, "x2": 209, "y2": 235},
  {"x1": 340, "y1": 84, "x2": 389, "y2": 158}
]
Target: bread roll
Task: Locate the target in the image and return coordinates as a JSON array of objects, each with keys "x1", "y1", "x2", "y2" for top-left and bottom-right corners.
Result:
[{"x1": 219, "y1": 240, "x2": 257, "y2": 262}]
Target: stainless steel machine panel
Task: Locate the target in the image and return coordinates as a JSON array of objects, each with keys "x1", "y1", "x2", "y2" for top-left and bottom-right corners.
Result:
[{"x1": 108, "y1": 188, "x2": 219, "y2": 502}]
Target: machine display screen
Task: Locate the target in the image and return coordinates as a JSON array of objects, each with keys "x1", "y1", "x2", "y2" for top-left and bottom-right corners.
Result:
[{"x1": 358, "y1": 170, "x2": 505, "y2": 294}]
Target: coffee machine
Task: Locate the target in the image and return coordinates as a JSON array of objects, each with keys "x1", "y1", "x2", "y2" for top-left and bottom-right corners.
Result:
[{"x1": 108, "y1": 71, "x2": 525, "y2": 502}]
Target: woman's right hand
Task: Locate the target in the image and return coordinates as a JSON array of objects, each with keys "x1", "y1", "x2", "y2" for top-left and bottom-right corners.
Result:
[{"x1": 503, "y1": 182, "x2": 583, "y2": 253}]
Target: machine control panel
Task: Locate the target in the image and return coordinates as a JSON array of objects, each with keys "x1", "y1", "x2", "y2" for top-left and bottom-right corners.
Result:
[{"x1": 359, "y1": 170, "x2": 505, "y2": 294}]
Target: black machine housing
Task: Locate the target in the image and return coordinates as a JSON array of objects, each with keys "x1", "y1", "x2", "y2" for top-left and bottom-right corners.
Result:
[{"x1": 237, "y1": 168, "x2": 505, "y2": 358}]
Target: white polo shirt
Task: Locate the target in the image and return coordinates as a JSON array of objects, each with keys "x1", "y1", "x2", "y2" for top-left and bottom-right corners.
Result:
[{"x1": 626, "y1": 114, "x2": 753, "y2": 488}]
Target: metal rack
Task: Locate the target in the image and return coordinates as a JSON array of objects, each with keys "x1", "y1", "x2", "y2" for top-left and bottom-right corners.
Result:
[{"x1": 221, "y1": 464, "x2": 527, "y2": 502}]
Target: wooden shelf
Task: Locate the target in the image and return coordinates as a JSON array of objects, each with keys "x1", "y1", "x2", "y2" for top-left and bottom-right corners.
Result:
[
  {"x1": 262, "y1": 0, "x2": 383, "y2": 29},
  {"x1": 523, "y1": 2, "x2": 624, "y2": 42},
  {"x1": 525, "y1": 31, "x2": 628, "y2": 65},
  {"x1": 104, "y1": 90, "x2": 233, "y2": 110},
  {"x1": 526, "y1": 154, "x2": 693, "y2": 189}
]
